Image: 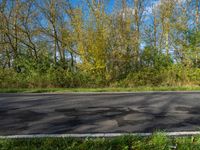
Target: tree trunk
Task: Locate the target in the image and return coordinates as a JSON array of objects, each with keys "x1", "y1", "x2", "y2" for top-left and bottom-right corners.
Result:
[
  {"x1": 196, "y1": 0, "x2": 199, "y2": 31},
  {"x1": 134, "y1": 0, "x2": 140, "y2": 66}
]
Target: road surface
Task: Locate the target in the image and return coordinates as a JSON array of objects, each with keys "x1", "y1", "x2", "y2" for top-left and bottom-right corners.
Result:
[{"x1": 0, "y1": 92, "x2": 200, "y2": 135}]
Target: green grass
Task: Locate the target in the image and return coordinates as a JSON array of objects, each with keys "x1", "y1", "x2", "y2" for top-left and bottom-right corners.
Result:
[
  {"x1": 1, "y1": 86, "x2": 200, "y2": 93},
  {"x1": 1, "y1": 133, "x2": 200, "y2": 150}
]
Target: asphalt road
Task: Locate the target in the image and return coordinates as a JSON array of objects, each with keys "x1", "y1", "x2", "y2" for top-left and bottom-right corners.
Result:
[{"x1": 0, "y1": 92, "x2": 200, "y2": 135}]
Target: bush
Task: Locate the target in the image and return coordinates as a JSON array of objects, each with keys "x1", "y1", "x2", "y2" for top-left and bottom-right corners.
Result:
[
  {"x1": 2, "y1": 63, "x2": 200, "y2": 88},
  {"x1": 113, "y1": 65, "x2": 200, "y2": 87},
  {"x1": 47, "y1": 67, "x2": 90, "y2": 88},
  {"x1": 0, "y1": 67, "x2": 88, "y2": 88},
  {"x1": 0, "y1": 68, "x2": 28, "y2": 88},
  {"x1": 120, "y1": 68, "x2": 164, "y2": 87}
]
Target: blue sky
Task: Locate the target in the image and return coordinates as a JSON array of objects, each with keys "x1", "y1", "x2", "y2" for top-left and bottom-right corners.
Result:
[
  {"x1": 70, "y1": 0, "x2": 115, "y2": 13},
  {"x1": 70, "y1": 0, "x2": 159, "y2": 14}
]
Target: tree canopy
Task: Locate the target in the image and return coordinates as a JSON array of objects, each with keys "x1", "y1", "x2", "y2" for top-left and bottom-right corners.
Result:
[{"x1": 0, "y1": 0, "x2": 199, "y2": 88}]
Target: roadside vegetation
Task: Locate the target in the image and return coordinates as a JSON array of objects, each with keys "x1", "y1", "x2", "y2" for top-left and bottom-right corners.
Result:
[
  {"x1": 1, "y1": 133, "x2": 200, "y2": 150},
  {"x1": 0, "y1": 0, "x2": 199, "y2": 89},
  {"x1": 2, "y1": 86, "x2": 200, "y2": 93}
]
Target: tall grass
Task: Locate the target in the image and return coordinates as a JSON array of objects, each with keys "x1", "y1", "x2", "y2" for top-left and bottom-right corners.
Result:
[{"x1": 1, "y1": 133, "x2": 200, "y2": 150}]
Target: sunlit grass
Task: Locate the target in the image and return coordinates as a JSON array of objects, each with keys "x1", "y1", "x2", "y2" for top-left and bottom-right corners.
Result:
[
  {"x1": 0, "y1": 132, "x2": 200, "y2": 150},
  {"x1": 1, "y1": 86, "x2": 200, "y2": 93}
]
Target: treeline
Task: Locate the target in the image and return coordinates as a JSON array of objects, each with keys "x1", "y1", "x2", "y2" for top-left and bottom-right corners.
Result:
[{"x1": 0, "y1": 0, "x2": 200, "y2": 88}]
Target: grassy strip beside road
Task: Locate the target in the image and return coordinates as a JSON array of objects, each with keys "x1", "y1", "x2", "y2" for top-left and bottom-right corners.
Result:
[
  {"x1": 0, "y1": 133, "x2": 200, "y2": 150},
  {"x1": 1, "y1": 86, "x2": 200, "y2": 93}
]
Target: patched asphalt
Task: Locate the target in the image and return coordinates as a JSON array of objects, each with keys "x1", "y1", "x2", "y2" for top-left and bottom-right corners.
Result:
[{"x1": 0, "y1": 92, "x2": 200, "y2": 135}]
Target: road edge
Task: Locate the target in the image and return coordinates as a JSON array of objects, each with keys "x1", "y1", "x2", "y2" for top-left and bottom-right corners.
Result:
[{"x1": 1, "y1": 131, "x2": 200, "y2": 138}]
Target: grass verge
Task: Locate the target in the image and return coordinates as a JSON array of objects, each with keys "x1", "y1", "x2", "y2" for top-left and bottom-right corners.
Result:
[
  {"x1": 1, "y1": 86, "x2": 200, "y2": 93},
  {"x1": 0, "y1": 133, "x2": 200, "y2": 150}
]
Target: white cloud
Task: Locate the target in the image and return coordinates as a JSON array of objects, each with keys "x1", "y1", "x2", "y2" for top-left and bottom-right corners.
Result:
[{"x1": 146, "y1": 0, "x2": 187, "y2": 15}]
